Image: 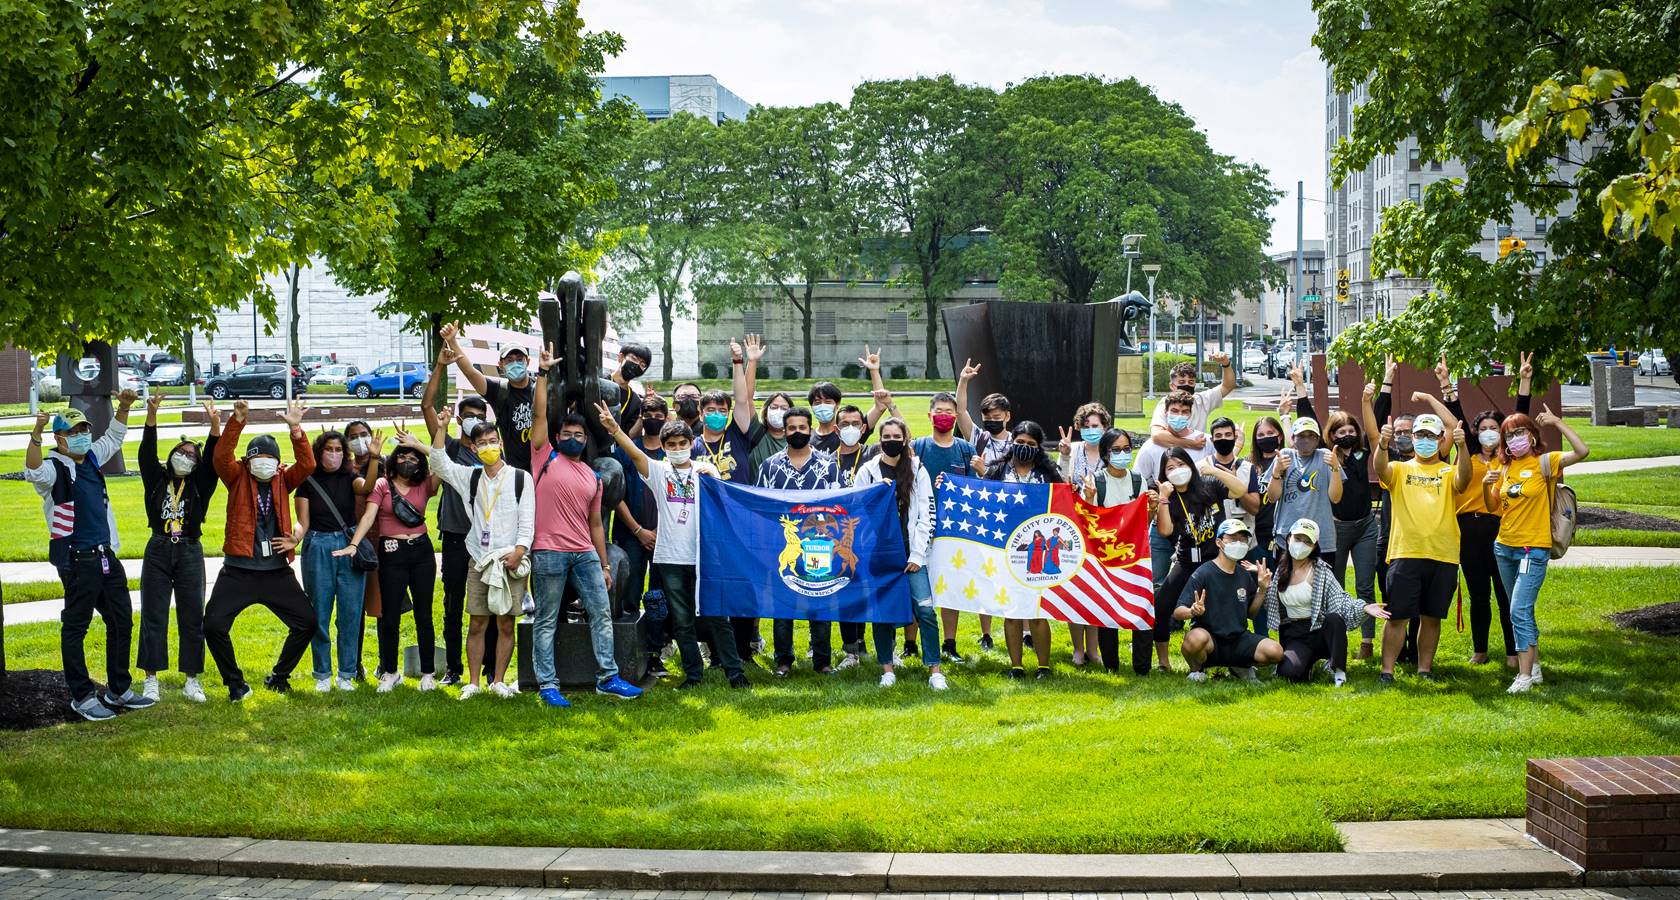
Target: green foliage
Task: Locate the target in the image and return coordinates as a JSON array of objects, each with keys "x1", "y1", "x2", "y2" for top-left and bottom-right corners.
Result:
[
  {"x1": 699, "y1": 361, "x2": 719, "y2": 380},
  {"x1": 890, "y1": 364, "x2": 910, "y2": 380},
  {"x1": 990, "y1": 76, "x2": 1278, "y2": 309},
  {"x1": 0, "y1": 0, "x2": 586, "y2": 356},
  {"x1": 840, "y1": 362, "x2": 864, "y2": 380},
  {"x1": 781, "y1": 366, "x2": 800, "y2": 380}
]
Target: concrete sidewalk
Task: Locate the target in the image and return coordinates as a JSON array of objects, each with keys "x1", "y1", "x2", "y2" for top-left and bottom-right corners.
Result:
[
  {"x1": 0, "y1": 820, "x2": 1648, "y2": 892},
  {"x1": 1570, "y1": 454, "x2": 1680, "y2": 475}
]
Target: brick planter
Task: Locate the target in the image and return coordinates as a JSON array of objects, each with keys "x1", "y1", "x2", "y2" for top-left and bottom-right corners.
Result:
[{"x1": 1526, "y1": 756, "x2": 1680, "y2": 871}]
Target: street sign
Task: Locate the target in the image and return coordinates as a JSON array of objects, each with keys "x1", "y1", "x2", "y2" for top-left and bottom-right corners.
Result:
[{"x1": 1302, "y1": 294, "x2": 1321, "y2": 305}]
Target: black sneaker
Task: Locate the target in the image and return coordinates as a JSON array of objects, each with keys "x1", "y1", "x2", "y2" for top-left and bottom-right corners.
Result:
[
  {"x1": 773, "y1": 663, "x2": 792, "y2": 678},
  {"x1": 941, "y1": 640, "x2": 965, "y2": 663},
  {"x1": 439, "y1": 672, "x2": 462, "y2": 687},
  {"x1": 1379, "y1": 672, "x2": 1395, "y2": 684},
  {"x1": 1006, "y1": 667, "x2": 1026, "y2": 679},
  {"x1": 647, "y1": 658, "x2": 670, "y2": 679},
  {"x1": 676, "y1": 678, "x2": 704, "y2": 690},
  {"x1": 728, "y1": 674, "x2": 752, "y2": 689},
  {"x1": 1022, "y1": 631, "x2": 1034, "y2": 648},
  {"x1": 978, "y1": 634, "x2": 995, "y2": 652},
  {"x1": 262, "y1": 673, "x2": 291, "y2": 694},
  {"x1": 1417, "y1": 670, "x2": 1436, "y2": 682},
  {"x1": 903, "y1": 641, "x2": 919, "y2": 660},
  {"x1": 228, "y1": 682, "x2": 253, "y2": 703},
  {"x1": 1035, "y1": 667, "x2": 1051, "y2": 680}
]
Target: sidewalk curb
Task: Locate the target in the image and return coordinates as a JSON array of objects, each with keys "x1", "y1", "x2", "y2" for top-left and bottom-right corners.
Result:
[{"x1": 0, "y1": 828, "x2": 1637, "y2": 891}]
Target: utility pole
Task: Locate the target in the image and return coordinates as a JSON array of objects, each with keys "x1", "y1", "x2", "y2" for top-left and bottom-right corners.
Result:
[
  {"x1": 1292, "y1": 179, "x2": 1304, "y2": 371},
  {"x1": 1143, "y1": 264, "x2": 1161, "y2": 398}
]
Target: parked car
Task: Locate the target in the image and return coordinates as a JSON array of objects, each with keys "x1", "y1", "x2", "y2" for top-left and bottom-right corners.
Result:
[
  {"x1": 116, "y1": 352, "x2": 151, "y2": 374},
  {"x1": 310, "y1": 363, "x2": 361, "y2": 385},
  {"x1": 346, "y1": 362, "x2": 429, "y2": 399},
  {"x1": 116, "y1": 367, "x2": 147, "y2": 393},
  {"x1": 149, "y1": 351, "x2": 180, "y2": 369},
  {"x1": 1638, "y1": 349, "x2": 1671, "y2": 377},
  {"x1": 34, "y1": 366, "x2": 61, "y2": 395},
  {"x1": 146, "y1": 363, "x2": 194, "y2": 386},
  {"x1": 297, "y1": 354, "x2": 337, "y2": 373},
  {"x1": 203, "y1": 363, "x2": 310, "y2": 399}
]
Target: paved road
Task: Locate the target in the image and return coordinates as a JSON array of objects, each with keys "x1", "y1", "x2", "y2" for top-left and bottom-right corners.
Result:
[{"x1": 2, "y1": 869, "x2": 1676, "y2": 900}]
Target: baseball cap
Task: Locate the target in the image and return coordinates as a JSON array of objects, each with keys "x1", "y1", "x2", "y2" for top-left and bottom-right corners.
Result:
[
  {"x1": 1413, "y1": 413, "x2": 1444, "y2": 436},
  {"x1": 500, "y1": 346, "x2": 529, "y2": 360},
  {"x1": 1216, "y1": 519, "x2": 1252, "y2": 538},
  {"x1": 1288, "y1": 517, "x2": 1321, "y2": 545},
  {"x1": 1292, "y1": 416, "x2": 1321, "y2": 437},
  {"x1": 51, "y1": 409, "x2": 89, "y2": 432}
]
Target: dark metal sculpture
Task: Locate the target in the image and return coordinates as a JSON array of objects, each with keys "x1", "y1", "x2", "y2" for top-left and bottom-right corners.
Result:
[{"x1": 1110, "y1": 290, "x2": 1153, "y2": 354}]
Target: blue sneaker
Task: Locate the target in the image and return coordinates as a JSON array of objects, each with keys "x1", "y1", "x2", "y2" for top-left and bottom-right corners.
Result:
[
  {"x1": 537, "y1": 688, "x2": 570, "y2": 708},
  {"x1": 596, "y1": 676, "x2": 644, "y2": 700}
]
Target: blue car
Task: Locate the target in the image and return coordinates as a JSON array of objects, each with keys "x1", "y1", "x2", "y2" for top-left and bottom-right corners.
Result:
[{"x1": 346, "y1": 362, "x2": 429, "y2": 399}]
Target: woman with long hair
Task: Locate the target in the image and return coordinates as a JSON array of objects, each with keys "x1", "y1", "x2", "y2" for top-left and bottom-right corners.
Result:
[
  {"x1": 1265, "y1": 518, "x2": 1389, "y2": 685},
  {"x1": 1143, "y1": 448, "x2": 1252, "y2": 675},
  {"x1": 856, "y1": 418, "x2": 947, "y2": 690},
  {"x1": 984, "y1": 421, "x2": 1061, "y2": 677},
  {"x1": 1324, "y1": 406, "x2": 1380, "y2": 661},
  {"x1": 1460, "y1": 407, "x2": 1515, "y2": 667},
  {"x1": 342, "y1": 419, "x2": 382, "y2": 680},
  {"x1": 1057, "y1": 402, "x2": 1111, "y2": 666},
  {"x1": 1085, "y1": 428, "x2": 1153, "y2": 674},
  {"x1": 297, "y1": 429, "x2": 376, "y2": 692}
]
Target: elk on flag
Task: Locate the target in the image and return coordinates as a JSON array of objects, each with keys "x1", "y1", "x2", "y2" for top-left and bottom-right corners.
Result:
[{"x1": 928, "y1": 474, "x2": 1154, "y2": 629}]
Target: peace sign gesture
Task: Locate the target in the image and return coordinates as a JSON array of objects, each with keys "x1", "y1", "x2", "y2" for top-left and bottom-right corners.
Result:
[
  {"x1": 1519, "y1": 351, "x2": 1534, "y2": 380},
  {"x1": 1189, "y1": 589, "x2": 1207, "y2": 617},
  {"x1": 593, "y1": 400, "x2": 621, "y2": 435},
  {"x1": 1057, "y1": 425, "x2": 1073, "y2": 455}
]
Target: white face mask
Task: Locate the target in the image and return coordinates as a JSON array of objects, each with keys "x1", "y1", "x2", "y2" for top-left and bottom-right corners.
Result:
[
  {"x1": 460, "y1": 416, "x2": 484, "y2": 437},
  {"x1": 1288, "y1": 539, "x2": 1314, "y2": 560},
  {"x1": 248, "y1": 457, "x2": 279, "y2": 482},
  {"x1": 839, "y1": 425, "x2": 862, "y2": 447},
  {"x1": 1478, "y1": 429, "x2": 1500, "y2": 449},
  {"x1": 1222, "y1": 540, "x2": 1249, "y2": 561},
  {"x1": 349, "y1": 436, "x2": 371, "y2": 456},
  {"x1": 767, "y1": 408, "x2": 786, "y2": 429},
  {"x1": 1166, "y1": 466, "x2": 1193, "y2": 487},
  {"x1": 170, "y1": 452, "x2": 197, "y2": 477},
  {"x1": 666, "y1": 448, "x2": 691, "y2": 465}
]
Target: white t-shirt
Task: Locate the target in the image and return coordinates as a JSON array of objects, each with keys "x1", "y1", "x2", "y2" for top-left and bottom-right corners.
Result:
[
  {"x1": 642, "y1": 458, "x2": 719, "y2": 566},
  {"x1": 1134, "y1": 429, "x2": 1213, "y2": 486},
  {"x1": 1150, "y1": 384, "x2": 1227, "y2": 433}
]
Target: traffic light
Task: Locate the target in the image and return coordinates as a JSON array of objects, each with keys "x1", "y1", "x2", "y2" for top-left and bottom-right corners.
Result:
[{"x1": 1499, "y1": 237, "x2": 1528, "y2": 258}]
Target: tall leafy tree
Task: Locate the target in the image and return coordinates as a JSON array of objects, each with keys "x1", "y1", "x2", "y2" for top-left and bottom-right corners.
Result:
[
  {"x1": 594, "y1": 114, "x2": 735, "y2": 381},
  {"x1": 991, "y1": 75, "x2": 1277, "y2": 309},
  {"x1": 0, "y1": 0, "x2": 585, "y2": 356},
  {"x1": 1316, "y1": 0, "x2": 1680, "y2": 379},
  {"x1": 849, "y1": 77, "x2": 999, "y2": 379}
]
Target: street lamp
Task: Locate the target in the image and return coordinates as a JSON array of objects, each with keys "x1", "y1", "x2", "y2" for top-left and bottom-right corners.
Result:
[
  {"x1": 1143, "y1": 263, "x2": 1162, "y2": 397},
  {"x1": 1122, "y1": 233, "x2": 1146, "y2": 294}
]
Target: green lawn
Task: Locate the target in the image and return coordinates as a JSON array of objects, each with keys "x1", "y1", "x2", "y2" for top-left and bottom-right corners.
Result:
[
  {"x1": 2, "y1": 579, "x2": 139, "y2": 605},
  {"x1": 0, "y1": 566, "x2": 1674, "y2": 853},
  {"x1": 1573, "y1": 528, "x2": 1680, "y2": 548}
]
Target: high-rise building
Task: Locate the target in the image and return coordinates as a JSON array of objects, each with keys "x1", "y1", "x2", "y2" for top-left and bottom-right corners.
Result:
[{"x1": 599, "y1": 75, "x2": 751, "y2": 124}]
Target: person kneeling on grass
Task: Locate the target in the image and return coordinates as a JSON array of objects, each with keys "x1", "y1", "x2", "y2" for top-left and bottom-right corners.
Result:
[
  {"x1": 1176, "y1": 520, "x2": 1282, "y2": 682},
  {"x1": 1264, "y1": 518, "x2": 1389, "y2": 686}
]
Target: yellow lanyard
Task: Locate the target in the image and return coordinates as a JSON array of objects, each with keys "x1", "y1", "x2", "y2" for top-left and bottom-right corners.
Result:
[
  {"x1": 166, "y1": 480, "x2": 187, "y2": 534},
  {"x1": 478, "y1": 471, "x2": 507, "y2": 530},
  {"x1": 843, "y1": 448, "x2": 864, "y2": 481},
  {"x1": 1177, "y1": 491, "x2": 1214, "y2": 543}
]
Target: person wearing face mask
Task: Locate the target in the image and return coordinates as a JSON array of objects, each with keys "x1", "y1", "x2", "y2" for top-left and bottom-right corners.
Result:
[
  {"x1": 694, "y1": 336, "x2": 773, "y2": 661},
  {"x1": 611, "y1": 394, "x2": 672, "y2": 676},
  {"x1": 297, "y1": 429, "x2": 378, "y2": 693},
  {"x1": 983, "y1": 421, "x2": 1066, "y2": 677},
  {"x1": 1146, "y1": 449, "x2": 1254, "y2": 676},
  {"x1": 1148, "y1": 353, "x2": 1235, "y2": 452},
  {"x1": 1056, "y1": 402, "x2": 1112, "y2": 491},
  {"x1": 1373, "y1": 405, "x2": 1473, "y2": 683},
  {"x1": 1084, "y1": 428, "x2": 1155, "y2": 674},
  {"x1": 954, "y1": 359, "x2": 1013, "y2": 473},
  {"x1": 1453, "y1": 353, "x2": 1533, "y2": 668},
  {"x1": 134, "y1": 393, "x2": 223, "y2": 703},
  {"x1": 26, "y1": 390, "x2": 156, "y2": 721},
  {"x1": 1133, "y1": 392, "x2": 1212, "y2": 523},
  {"x1": 1264, "y1": 417, "x2": 1342, "y2": 574},
  {"x1": 1304, "y1": 397, "x2": 1379, "y2": 655},
  {"x1": 807, "y1": 380, "x2": 846, "y2": 445},
  {"x1": 1264, "y1": 518, "x2": 1389, "y2": 685},
  {"x1": 912, "y1": 392, "x2": 979, "y2": 661},
  {"x1": 855, "y1": 418, "x2": 948, "y2": 690},
  {"x1": 757, "y1": 406, "x2": 843, "y2": 675},
  {"x1": 1484, "y1": 406, "x2": 1589, "y2": 694},
  {"x1": 339, "y1": 427, "x2": 442, "y2": 693},
  {"x1": 826, "y1": 403, "x2": 879, "y2": 669},
  {"x1": 1175, "y1": 520, "x2": 1282, "y2": 682},
  {"x1": 341, "y1": 418, "x2": 383, "y2": 678},
  {"x1": 423, "y1": 343, "x2": 498, "y2": 687},
  {"x1": 1248, "y1": 415, "x2": 1286, "y2": 560},
  {"x1": 609, "y1": 343, "x2": 653, "y2": 430},
  {"x1": 1205, "y1": 416, "x2": 1264, "y2": 635},
  {"x1": 750, "y1": 391, "x2": 795, "y2": 475},
  {"x1": 203, "y1": 399, "x2": 317, "y2": 702},
  {"x1": 441, "y1": 323, "x2": 535, "y2": 472}
]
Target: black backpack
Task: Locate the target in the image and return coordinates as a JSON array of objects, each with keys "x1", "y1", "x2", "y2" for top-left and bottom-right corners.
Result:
[
  {"x1": 1095, "y1": 469, "x2": 1143, "y2": 505},
  {"x1": 469, "y1": 467, "x2": 527, "y2": 506}
]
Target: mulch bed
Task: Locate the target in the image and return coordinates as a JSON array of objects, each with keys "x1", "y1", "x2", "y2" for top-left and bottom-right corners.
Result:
[
  {"x1": 0, "y1": 669, "x2": 83, "y2": 730},
  {"x1": 1608, "y1": 602, "x2": 1680, "y2": 638},
  {"x1": 1578, "y1": 506, "x2": 1680, "y2": 533}
]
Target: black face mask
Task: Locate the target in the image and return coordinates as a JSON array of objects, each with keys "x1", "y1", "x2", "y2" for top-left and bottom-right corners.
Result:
[
  {"x1": 981, "y1": 419, "x2": 1006, "y2": 435},
  {"x1": 394, "y1": 458, "x2": 421, "y2": 479},
  {"x1": 641, "y1": 417, "x2": 665, "y2": 433},
  {"x1": 1254, "y1": 435, "x2": 1281, "y2": 455},
  {"x1": 621, "y1": 360, "x2": 646, "y2": 381},
  {"x1": 785, "y1": 431, "x2": 811, "y2": 450},
  {"x1": 1173, "y1": 382, "x2": 1195, "y2": 392},
  {"x1": 1010, "y1": 443, "x2": 1039, "y2": 462},
  {"x1": 879, "y1": 439, "x2": 905, "y2": 458},
  {"x1": 675, "y1": 399, "x2": 699, "y2": 420},
  {"x1": 1212, "y1": 437, "x2": 1237, "y2": 457},
  {"x1": 1333, "y1": 433, "x2": 1362, "y2": 450}
]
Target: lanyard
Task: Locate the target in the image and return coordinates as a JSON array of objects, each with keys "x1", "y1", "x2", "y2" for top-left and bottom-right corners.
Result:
[
  {"x1": 478, "y1": 470, "x2": 507, "y2": 529},
  {"x1": 1177, "y1": 492, "x2": 1214, "y2": 543},
  {"x1": 255, "y1": 483, "x2": 273, "y2": 520},
  {"x1": 166, "y1": 479, "x2": 187, "y2": 534},
  {"x1": 843, "y1": 448, "x2": 864, "y2": 482},
  {"x1": 702, "y1": 436, "x2": 725, "y2": 464}
]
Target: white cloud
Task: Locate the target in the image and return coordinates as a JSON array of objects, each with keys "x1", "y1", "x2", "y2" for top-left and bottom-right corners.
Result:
[{"x1": 582, "y1": 0, "x2": 1325, "y2": 252}]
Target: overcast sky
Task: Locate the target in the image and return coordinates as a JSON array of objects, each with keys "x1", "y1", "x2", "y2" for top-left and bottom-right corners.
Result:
[{"x1": 582, "y1": 0, "x2": 1326, "y2": 255}]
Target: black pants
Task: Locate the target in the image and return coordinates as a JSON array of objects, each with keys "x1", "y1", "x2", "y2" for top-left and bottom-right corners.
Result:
[
  {"x1": 137, "y1": 535, "x2": 206, "y2": 675},
  {"x1": 656, "y1": 562, "x2": 741, "y2": 681},
  {"x1": 1458, "y1": 512, "x2": 1514, "y2": 657},
  {"x1": 377, "y1": 536, "x2": 437, "y2": 675},
  {"x1": 204, "y1": 565, "x2": 315, "y2": 689},
  {"x1": 440, "y1": 532, "x2": 497, "y2": 679},
  {"x1": 838, "y1": 621, "x2": 866, "y2": 655},
  {"x1": 1277, "y1": 613, "x2": 1347, "y2": 682},
  {"x1": 732, "y1": 617, "x2": 760, "y2": 660},
  {"x1": 774, "y1": 618, "x2": 834, "y2": 670},
  {"x1": 617, "y1": 536, "x2": 668, "y2": 655},
  {"x1": 1131, "y1": 555, "x2": 1193, "y2": 675},
  {"x1": 57, "y1": 547, "x2": 134, "y2": 701}
]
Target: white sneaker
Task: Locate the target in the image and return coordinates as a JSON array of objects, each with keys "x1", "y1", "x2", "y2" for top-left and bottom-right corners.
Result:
[
  {"x1": 1187, "y1": 671, "x2": 1209, "y2": 683},
  {"x1": 376, "y1": 673, "x2": 400, "y2": 694},
  {"x1": 315, "y1": 677, "x2": 332, "y2": 693},
  {"x1": 1508, "y1": 674, "x2": 1534, "y2": 694},
  {"x1": 418, "y1": 674, "x2": 436, "y2": 692},
  {"x1": 142, "y1": 675, "x2": 160, "y2": 701},
  {"x1": 459, "y1": 683, "x2": 482, "y2": 700},
  {"x1": 489, "y1": 681, "x2": 515, "y2": 698},
  {"x1": 928, "y1": 672, "x2": 948, "y2": 691},
  {"x1": 1332, "y1": 669, "x2": 1348, "y2": 687},
  {"x1": 182, "y1": 678, "x2": 207, "y2": 703},
  {"x1": 334, "y1": 677, "x2": 355, "y2": 691},
  {"x1": 1531, "y1": 663, "x2": 1543, "y2": 684},
  {"x1": 836, "y1": 654, "x2": 860, "y2": 671},
  {"x1": 879, "y1": 670, "x2": 896, "y2": 688}
]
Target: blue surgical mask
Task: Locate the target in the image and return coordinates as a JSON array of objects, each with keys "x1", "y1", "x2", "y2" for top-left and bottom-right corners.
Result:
[
  {"x1": 703, "y1": 411, "x2": 729, "y2": 432},
  {"x1": 813, "y1": 403, "x2": 836, "y2": 424},
  {"x1": 65, "y1": 433, "x2": 93, "y2": 456},
  {"x1": 1413, "y1": 437, "x2": 1439, "y2": 460},
  {"x1": 1167, "y1": 414, "x2": 1190, "y2": 431},
  {"x1": 1080, "y1": 427, "x2": 1103, "y2": 444},
  {"x1": 503, "y1": 361, "x2": 528, "y2": 381},
  {"x1": 1110, "y1": 451, "x2": 1132, "y2": 470},
  {"x1": 557, "y1": 437, "x2": 585, "y2": 458}
]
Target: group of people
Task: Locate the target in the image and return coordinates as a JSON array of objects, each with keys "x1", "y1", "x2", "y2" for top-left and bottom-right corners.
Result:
[{"x1": 26, "y1": 333, "x2": 1585, "y2": 721}]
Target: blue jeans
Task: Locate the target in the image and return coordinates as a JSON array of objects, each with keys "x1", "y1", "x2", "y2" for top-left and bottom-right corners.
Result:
[
  {"x1": 872, "y1": 568, "x2": 941, "y2": 667},
  {"x1": 1149, "y1": 529, "x2": 1174, "y2": 587},
  {"x1": 531, "y1": 549, "x2": 617, "y2": 689},
  {"x1": 301, "y1": 531, "x2": 365, "y2": 680},
  {"x1": 1494, "y1": 542, "x2": 1549, "y2": 652}
]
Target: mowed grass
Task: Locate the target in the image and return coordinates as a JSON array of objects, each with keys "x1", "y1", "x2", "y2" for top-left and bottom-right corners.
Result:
[
  {"x1": 3, "y1": 579, "x2": 139, "y2": 605},
  {"x1": 0, "y1": 566, "x2": 1674, "y2": 854}
]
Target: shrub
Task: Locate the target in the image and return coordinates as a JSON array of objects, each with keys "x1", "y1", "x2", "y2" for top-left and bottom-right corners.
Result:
[
  {"x1": 889, "y1": 364, "x2": 910, "y2": 380},
  {"x1": 781, "y1": 366, "x2": 800, "y2": 380},
  {"x1": 37, "y1": 381, "x2": 63, "y2": 403},
  {"x1": 840, "y1": 362, "x2": 864, "y2": 380},
  {"x1": 756, "y1": 363, "x2": 769, "y2": 379},
  {"x1": 700, "y1": 361, "x2": 719, "y2": 380}
]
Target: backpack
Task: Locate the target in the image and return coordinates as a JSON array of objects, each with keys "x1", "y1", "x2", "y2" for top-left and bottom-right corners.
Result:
[
  {"x1": 469, "y1": 467, "x2": 527, "y2": 505},
  {"x1": 1095, "y1": 469, "x2": 1143, "y2": 506},
  {"x1": 1539, "y1": 453, "x2": 1576, "y2": 560}
]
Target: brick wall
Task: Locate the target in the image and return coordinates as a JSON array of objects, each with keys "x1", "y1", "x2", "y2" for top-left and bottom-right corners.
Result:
[
  {"x1": 0, "y1": 346, "x2": 35, "y2": 404},
  {"x1": 1527, "y1": 756, "x2": 1680, "y2": 871}
]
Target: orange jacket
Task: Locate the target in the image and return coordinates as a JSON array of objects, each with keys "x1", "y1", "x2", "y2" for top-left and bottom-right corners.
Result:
[{"x1": 213, "y1": 415, "x2": 316, "y2": 562}]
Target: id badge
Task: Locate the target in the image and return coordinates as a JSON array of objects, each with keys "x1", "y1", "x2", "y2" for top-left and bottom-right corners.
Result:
[
  {"x1": 1519, "y1": 555, "x2": 1531, "y2": 575},
  {"x1": 1190, "y1": 547, "x2": 1202, "y2": 563},
  {"x1": 100, "y1": 553, "x2": 110, "y2": 576},
  {"x1": 259, "y1": 540, "x2": 273, "y2": 559},
  {"x1": 479, "y1": 528, "x2": 492, "y2": 549},
  {"x1": 383, "y1": 539, "x2": 399, "y2": 554}
]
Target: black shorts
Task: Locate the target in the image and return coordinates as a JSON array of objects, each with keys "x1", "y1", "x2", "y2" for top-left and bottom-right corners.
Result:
[
  {"x1": 1206, "y1": 631, "x2": 1264, "y2": 668},
  {"x1": 1384, "y1": 558, "x2": 1459, "y2": 620}
]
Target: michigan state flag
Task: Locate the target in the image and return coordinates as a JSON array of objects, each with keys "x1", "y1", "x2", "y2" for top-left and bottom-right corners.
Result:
[{"x1": 697, "y1": 478, "x2": 913, "y2": 624}]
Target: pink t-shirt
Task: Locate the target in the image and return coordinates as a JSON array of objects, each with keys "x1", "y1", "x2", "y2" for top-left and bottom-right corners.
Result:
[
  {"x1": 530, "y1": 442, "x2": 603, "y2": 553},
  {"x1": 368, "y1": 477, "x2": 438, "y2": 536}
]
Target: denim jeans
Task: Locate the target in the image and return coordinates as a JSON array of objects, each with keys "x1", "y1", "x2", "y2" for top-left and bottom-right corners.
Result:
[
  {"x1": 1332, "y1": 515, "x2": 1380, "y2": 640},
  {"x1": 872, "y1": 568, "x2": 940, "y2": 667},
  {"x1": 1149, "y1": 529, "x2": 1174, "y2": 586},
  {"x1": 1494, "y1": 542, "x2": 1549, "y2": 652},
  {"x1": 774, "y1": 618, "x2": 833, "y2": 669},
  {"x1": 532, "y1": 549, "x2": 617, "y2": 689},
  {"x1": 301, "y1": 530, "x2": 365, "y2": 680},
  {"x1": 654, "y1": 562, "x2": 740, "y2": 681}
]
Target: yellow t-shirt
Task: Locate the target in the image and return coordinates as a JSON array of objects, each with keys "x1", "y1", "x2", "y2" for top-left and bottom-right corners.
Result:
[
  {"x1": 1380, "y1": 458, "x2": 1461, "y2": 564},
  {"x1": 1496, "y1": 451, "x2": 1563, "y2": 549},
  {"x1": 1456, "y1": 453, "x2": 1504, "y2": 515}
]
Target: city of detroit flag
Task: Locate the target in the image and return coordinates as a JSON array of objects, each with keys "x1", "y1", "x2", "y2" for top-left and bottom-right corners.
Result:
[{"x1": 929, "y1": 474, "x2": 1155, "y2": 628}]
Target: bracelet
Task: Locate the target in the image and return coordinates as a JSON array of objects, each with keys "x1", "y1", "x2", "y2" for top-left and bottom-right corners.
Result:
[
  {"x1": 732, "y1": 358, "x2": 744, "y2": 366},
  {"x1": 537, "y1": 368, "x2": 550, "y2": 378},
  {"x1": 633, "y1": 525, "x2": 643, "y2": 535}
]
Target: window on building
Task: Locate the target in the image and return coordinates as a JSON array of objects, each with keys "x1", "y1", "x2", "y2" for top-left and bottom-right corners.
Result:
[
  {"x1": 1535, "y1": 216, "x2": 1548, "y2": 234},
  {"x1": 1535, "y1": 252, "x2": 1548, "y2": 267},
  {"x1": 814, "y1": 310, "x2": 836, "y2": 337},
  {"x1": 741, "y1": 309, "x2": 765, "y2": 335},
  {"x1": 1430, "y1": 159, "x2": 1443, "y2": 171},
  {"x1": 886, "y1": 310, "x2": 909, "y2": 337},
  {"x1": 1408, "y1": 183, "x2": 1421, "y2": 203},
  {"x1": 1408, "y1": 148, "x2": 1421, "y2": 171},
  {"x1": 1496, "y1": 224, "x2": 1512, "y2": 239}
]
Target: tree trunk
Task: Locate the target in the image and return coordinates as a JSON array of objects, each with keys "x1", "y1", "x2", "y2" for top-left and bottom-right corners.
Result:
[
  {"x1": 660, "y1": 293, "x2": 675, "y2": 382},
  {"x1": 800, "y1": 284, "x2": 815, "y2": 378},
  {"x1": 182, "y1": 329, "x2": 197, "y2": 402},
  {"x1": 428, "y1": 312, "x2": 447, "y2": 414},
  {"x1": 287, "y1": 262, "x2": 302, "y2": 363},
  {"x1": 924, "y1": 291, "x2": 941, "y2": 380}
]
